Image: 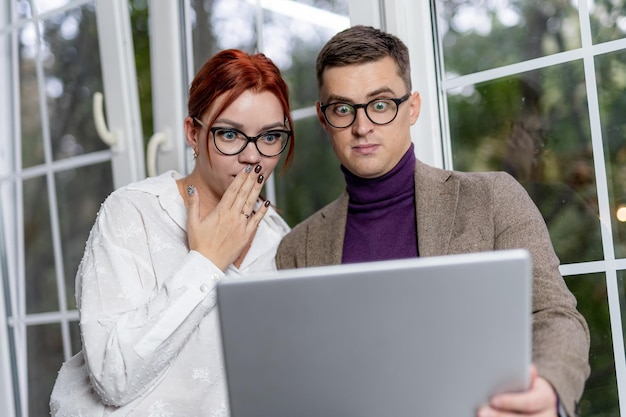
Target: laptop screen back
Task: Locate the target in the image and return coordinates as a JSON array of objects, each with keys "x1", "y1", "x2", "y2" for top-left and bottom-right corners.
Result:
[{"x1": 217, "y1": 249, "x2": 532, "y2": 417}]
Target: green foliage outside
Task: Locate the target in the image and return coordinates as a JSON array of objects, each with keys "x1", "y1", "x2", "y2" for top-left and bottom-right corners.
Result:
[{"x1": 438, "y1": 1, "x2": 626, "y2": 415}]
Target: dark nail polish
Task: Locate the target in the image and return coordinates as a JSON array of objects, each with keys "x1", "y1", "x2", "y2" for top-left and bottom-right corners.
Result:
[
  {"x1": 257, "y1": 174, "x2": 264, "y2": 184},
  {"x1": 264, "y1": 200, "x2": 271, "y2": 207},
  {"x1": 254, "y1": 165, "x2": 262, "y2": 173}
]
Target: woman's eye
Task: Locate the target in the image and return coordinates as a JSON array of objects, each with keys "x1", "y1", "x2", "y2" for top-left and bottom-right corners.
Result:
[
  {"x1": 262, "y1": 133, "x2": 279, "y2": 143},
  {"x1": 219, "y1": 130, "x2": 238, "y2": 141}
]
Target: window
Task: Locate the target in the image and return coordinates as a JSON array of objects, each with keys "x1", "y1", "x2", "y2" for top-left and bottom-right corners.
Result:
[
  {"x1": 429, "y1": 0, "x2": 626, "y2": 415},
  {"x1": 0, "y1": 0, "x2": 143, "y2": 414},
  {"x1": 149, "y1": 0, "x2": 352, "y2": 225},
  {"x1": 3, "y1": 0, "x2": 621, "y2": 415},
  {"x1": 2, "y1": 0, "x2": 355, "y2": 414}
]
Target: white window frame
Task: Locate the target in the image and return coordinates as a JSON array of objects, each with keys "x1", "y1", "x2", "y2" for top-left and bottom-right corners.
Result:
[
  {"x1": 0, "y1": 0, "x2": 145, "y2": 414},
  {"x1": 141, "y1": 0, "x2": 626, "y2": 416},
  {"x1": 0, "y1": 2, "x2": 17, "y2": 415},
  {"x1": 144, "y1": 0, "x2": 188, "y2": 178},
  {"x1": 95, "y1": 0, "x2": 146, "y2": 186},
  {"x1": 377, "y1": 0, "x2": 626, "y2": 414}
]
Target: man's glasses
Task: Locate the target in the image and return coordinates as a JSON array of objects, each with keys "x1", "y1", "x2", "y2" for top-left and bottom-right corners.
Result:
[
  {"x1": 194, "y1": 118, "x2": 291, "y2": 157},
  {"x1": 320, "y1": 93, "x2": 410, "y2": 129}
]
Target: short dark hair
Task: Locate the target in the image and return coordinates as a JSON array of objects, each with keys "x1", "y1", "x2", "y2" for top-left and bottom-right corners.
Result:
[{"x1": 316, "y1": 25, "x2": 412, "y2": 91}]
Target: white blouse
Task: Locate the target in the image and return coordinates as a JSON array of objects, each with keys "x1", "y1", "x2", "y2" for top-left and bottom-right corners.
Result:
[{"x1": 50, "y1": 170, "x2": 291, "y2": 417}]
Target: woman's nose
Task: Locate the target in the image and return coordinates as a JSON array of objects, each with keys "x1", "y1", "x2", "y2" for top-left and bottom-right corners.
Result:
[{"x1": 238, "y1": 142, "x2": 262, "y2": 165}]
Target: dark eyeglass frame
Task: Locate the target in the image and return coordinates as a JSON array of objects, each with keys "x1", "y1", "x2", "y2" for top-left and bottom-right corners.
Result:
[
  {"x1": 194, "y1": 118, "x2": 291, "y2": 157},
  {"x1": 319, "y1": 93, "x2": 411, "y2": 128}
]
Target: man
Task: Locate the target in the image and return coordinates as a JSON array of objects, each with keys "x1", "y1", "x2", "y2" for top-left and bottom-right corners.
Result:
[{"x1": 276, "y1": 25, "x2": 589, "y2": 417}]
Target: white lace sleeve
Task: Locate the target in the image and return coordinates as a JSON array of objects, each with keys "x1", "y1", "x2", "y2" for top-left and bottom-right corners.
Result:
[{"x1": 77, "y1": 191, "x2": 224, "y2": 407}]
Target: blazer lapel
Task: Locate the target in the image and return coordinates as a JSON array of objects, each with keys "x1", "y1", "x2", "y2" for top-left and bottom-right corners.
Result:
[
  {"x1": 305, "y1": 191, "x2": 349, "y2": 266},
  {"x1": 414, "y1": 161, "x2": 459, "y2": 257}
]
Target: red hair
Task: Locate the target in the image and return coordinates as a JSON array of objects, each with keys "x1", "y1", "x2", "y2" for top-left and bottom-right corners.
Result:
[{"x1": 188, "y1": 49, "x2": 294, "y2": 168}]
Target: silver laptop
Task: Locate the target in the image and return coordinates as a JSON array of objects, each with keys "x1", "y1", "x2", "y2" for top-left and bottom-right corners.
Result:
[{"x1": 217, "y1": 249, "x2": 532, "y2": 417}]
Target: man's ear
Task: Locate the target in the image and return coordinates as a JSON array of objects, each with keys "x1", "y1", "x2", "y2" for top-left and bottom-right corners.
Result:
[
  {"x1": 316, "y1": 101, "x2": 330, "y2": 133},
  {"x1": 408, "y1": 92, "x2": 422, "y2": 125}
]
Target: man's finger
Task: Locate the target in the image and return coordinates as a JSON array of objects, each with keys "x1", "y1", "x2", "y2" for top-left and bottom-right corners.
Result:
[{"x1": 489, "y1": 369, "x2": 554, "y2": 415}]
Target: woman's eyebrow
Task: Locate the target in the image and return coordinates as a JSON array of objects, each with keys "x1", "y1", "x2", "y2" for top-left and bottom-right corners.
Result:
[{"x1": 213, "y1": 118, "x2": 285, "y2": 132}]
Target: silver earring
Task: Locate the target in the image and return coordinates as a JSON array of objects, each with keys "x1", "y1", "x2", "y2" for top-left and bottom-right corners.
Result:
[{"x1": 193, "y1": 149, "x2": 199, "y2": 159}]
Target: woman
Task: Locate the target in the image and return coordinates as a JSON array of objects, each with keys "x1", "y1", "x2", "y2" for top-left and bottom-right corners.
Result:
[{"x1": 50, "y1": 49, "x2": 294, "y2": 416}]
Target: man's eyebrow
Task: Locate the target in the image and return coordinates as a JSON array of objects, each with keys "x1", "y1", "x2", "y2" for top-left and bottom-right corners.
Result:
[
  {"x1": 366, "y1": 87, "x2": 396, "y2": 98},
  {"x1": 324, "y1": 87, "x2": 398, "y2": 104},
  {"x1": 323, "y1": 94, "x2": 353, "y2": 104}
]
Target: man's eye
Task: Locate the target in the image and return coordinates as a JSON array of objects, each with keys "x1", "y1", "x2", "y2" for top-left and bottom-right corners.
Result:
[
  {"x1": 371, "y1": 101, "x2": 389, "y2": 112},
  {"x1": 334, "y1": 104, "x2": 353, "y2": 115}
]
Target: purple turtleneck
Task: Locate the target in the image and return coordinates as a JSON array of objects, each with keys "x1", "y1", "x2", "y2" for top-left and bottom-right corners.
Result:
[{"x1": 341, "y1": 144, "x2": 418, "y2": 264}]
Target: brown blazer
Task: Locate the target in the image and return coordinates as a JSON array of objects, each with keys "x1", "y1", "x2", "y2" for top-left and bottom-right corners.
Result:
[{"x1": 276, "y1": 159, "x2": 590, "y2": 417}]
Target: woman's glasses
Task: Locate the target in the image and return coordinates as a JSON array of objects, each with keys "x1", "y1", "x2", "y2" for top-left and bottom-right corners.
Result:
[{"x1": 194, "y1": 118, "x2": 291, "y2": 157}]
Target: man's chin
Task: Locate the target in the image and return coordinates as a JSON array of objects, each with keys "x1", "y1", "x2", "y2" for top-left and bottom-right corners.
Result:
[{"x1": 346, "y1": 164, "x2": 387, "y2": 179}]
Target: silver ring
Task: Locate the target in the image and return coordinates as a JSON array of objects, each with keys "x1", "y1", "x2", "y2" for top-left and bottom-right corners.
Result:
[{"x1": 242, "y1": 212, "x2": 250, "y2": 219}]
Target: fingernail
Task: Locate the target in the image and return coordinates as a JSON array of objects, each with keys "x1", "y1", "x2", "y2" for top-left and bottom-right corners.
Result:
[
  {"x1": 257, "y1": 174, "x2": 264, "y2": 184},
  {"x1": 264, "y1": 200, "x2": 270, "y2": 207},
  {"x1": 187, "y1": 185, "x2": 195, "y2": 196},
  {"x1": 254, "y1": 165, "x2": 262, "y2": 173},
  {"x1": 245, "y1": 165, "x2": 252, "y2": 173}
]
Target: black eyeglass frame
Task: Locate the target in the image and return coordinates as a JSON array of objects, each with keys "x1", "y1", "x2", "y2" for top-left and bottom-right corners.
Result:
[
  {"x1": 319, "y1": 93, "x2": 411, "y2": 129},
  {"x1": 193, "y1": 117, "x2": 291, "y2": 157}
]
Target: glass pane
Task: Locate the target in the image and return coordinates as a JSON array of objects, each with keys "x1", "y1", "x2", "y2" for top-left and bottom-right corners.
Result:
[
  {"x1": 41, "y1": 3, "x2": 106, "y2": 162},
  {"x1": 34, "y1": 0, "x2": 72, "y2": 15},
  {"x1": 264, "y1": 6, "x2": 349, "y2": 109},
  {"x1": 448, "y1": 61, "x2": 602, "y2": 264},
  {"x1": 1, "y1": 29, "x2": 16, "y2": 175},
  {"x1": 596, "y1": 50, "x2": 626, "y2": 259},
  {"x1": 16, "y1": 0, "x2": 33, "y2": 19},
  {"x1": 188, "y1": 0, "x2": 349, "y2": 226},
  {"x1": 436, "y1": 0, "x2": 581, "y2": 75},
  {"x1": 565, "y1": 273, "x2": 618, "y2": 416},
  {"x1": 19, "y1": 22, "x2": 45, "y2": 168},
  {"x1": 619, "y1": 270, "x2": 626, "y2": 357},
  {"x1": 276, "y1": 116, "x2": 344, "y2": 226},
  {"x1": 56, "y1": 163, "x2": 113, "y2": 310},
  {"x1": 129, "y1": 0, "x2": 153, "y2": 142},
  {"x1": 590, "y1": 1, "x2": 626, "y2": 44},
  {"x1": 189, "y1": 0, "x2": 256, "y2": 74},
  {"x1": 23, "y1": 175, "x2": 59, "y2": 313},
  {"x1": 27, "y1": 323, "x2": 64, "y2": 417},
  {"x1": 617, "y1": 271, "x2": 626, "y2": 364},
  {"x1": 70, "y1": 320, "x2": 81, "y2": 354}
]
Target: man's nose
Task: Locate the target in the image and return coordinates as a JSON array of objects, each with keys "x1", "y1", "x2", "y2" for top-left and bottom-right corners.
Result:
[{"x1": 351, "y1": 107, "x2": 374, "y2": 136}]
